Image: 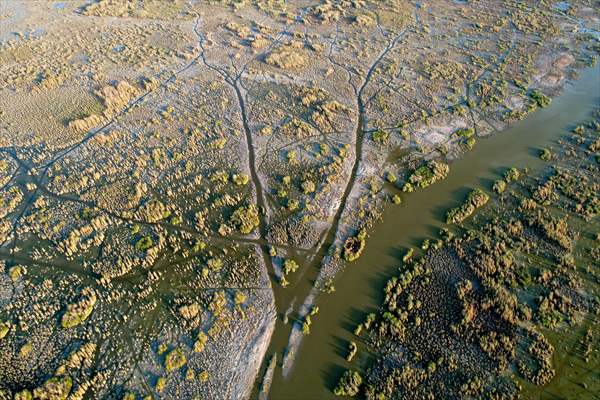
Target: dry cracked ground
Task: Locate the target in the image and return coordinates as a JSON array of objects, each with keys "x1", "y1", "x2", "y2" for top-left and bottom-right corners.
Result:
[{"x1": 0, "y1": 1, "x2": 598, "y2": 399}]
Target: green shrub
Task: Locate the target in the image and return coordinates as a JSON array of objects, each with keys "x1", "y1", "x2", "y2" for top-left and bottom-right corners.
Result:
[
  {"x1": 346, "y1": 341, "x2": 358, "y2": 361},
  {"x1": 465, "y1": 137, "x2": 476, "y2": 149},
  {"x1": 540, "y1": 148, "x2": 552, "y2": 161},
  {"x1": 343, "y1": 230, "x2": 367, "y2": 262},
  {"x1": 354, "y1": 324, "x2": 363, "y2": 336},
  {"x1": 504, "y1": 167, "x2": 520, "y2": 182},
  {"x1": 232, "y1": 174, "x2": 249, "y2": 186},
  {"x1": 186, "y1": 369, "x2": 195, "y2": 381},
  {"x1": 165, "y1": 348, "x2": 186, "y2": 372},
  {"x1": 192, "y1": 240, "x2": 206, "y2": 252},
  {"x1": 287, "y1": 150, "x2": 297, "y2": 163},
  {"x1": 301, "y1": 180, "x2": 316, "y2": 194},
  {"x1": 287, "y1": 199, "x2": 299, "y2": 211},
  {"x1": 513, "y1": 78, "x2": 528, "y2": 90},
  {"x1": 155, "y1": 376, "x2": 166, "y2": 392},
  {"x1": 403, "y1": 160, "x2": 449, "y2": 190},
  {"x1": 0, "y1": 321, "x2": 9, "y2": 339},
  {"x1": 198, "y1": 370, "x2": 209, "y2": 383},
  {"x1": 210, "y1": 138, "x2": 227, "y2": 149},
  {"x1": 283, "y1": 259, "x2": 299, "y2": 275},
  {"x1": 135, "y1": 236, "x2": 153, "y2": 251},
  {"x1": 446, "y1": 188, "x2": 489, "y2": 224},
  {"x1": 9, "y1": 265, "x2": 24, "y2": 281},
  {"x1": 61, "y1": 289, "x2": 97, "y2": 329},
  {"x1": 530, "y1": 89, "x2": 551, "y2": 108},
  {"x1": 402, "y1": 248, "x2": 414, "y2": 263},
  {"x1": 194, "y1": 332, "x2": 208, "y2": 352},
  {"x1": 455, "y1": 128, "x2": 474, "y2": 138},
  {"x1": 158, "y1": 343, "x2": 168, "y2": 355},
  {"x1": 323, "y1": 278, "x2": 335, "y2": 293},
  {"x1": 280, "y1": 275, "x2": 289, "y2": 288},
  {"x1": 493, "y1": 180, "x2": 506, "y2": 194},
  {"x1": 230, "y1": 205, "x2": 260, "y2": 234},
  {"x1": 372, "y1": 130, "x2": 390, "y2": 144},
  {"x1": 207, "y1": 258, "x2": 223, "y2": 271},
  {"x1": 302, "y1": 315, "x2": 312, "y2": 335},
  {"x1": 386, "y1": 172, "x2": 397, "y2": 183},
  {"x1": 14, "y1": 390, "x2": 32, "y2": 400},
  {"x1": 210, "y1": 170, "x2": 229, "y2": 184},
  {"x1": 33, "y1": 376, "x2": 72, "y2": 400},
  {"x1": 334, "y1": 370, "x2": 362, "y2": 397}
]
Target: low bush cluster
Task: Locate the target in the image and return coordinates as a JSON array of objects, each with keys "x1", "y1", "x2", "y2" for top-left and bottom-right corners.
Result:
[{"x1": 446, "y1": 188, "x2": 489, "y2": 224}]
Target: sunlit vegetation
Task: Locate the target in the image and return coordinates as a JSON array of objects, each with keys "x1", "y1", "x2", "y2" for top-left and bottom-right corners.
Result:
[
  {"x1": 265, "y1": 48, "x2": 308, "y2": 70},
  {"x1": 0, "y1": 321, "x2": 10, "y2": 340},
  {"x1": 372, "y1": 130, "x2": 390, "y2": 144},
  {"x1": 346, "y1": 341, "x2": 358, "y2": 362},
  {"x1": 165, "y1": 348, "x2": 187, "y2": 372},
  {"x1": 334, "y1": 370, "x2": 363, "y2": 397},
  {"x1": 446, "y1": 188, "x2": 490, "y2": 224},
  {"x1": 60, "y1": 288, "x2": 97, "y2": 329},
  {"x1": 530, "y1": 89, "x2": 552, "y2": 108},
  {"x1": 282, "y1": 259, "x2": 299, "y2": 275},
  {"x1": 540, "y1": 148, "x2": 552, "y2": 161},
  {"x1": 230, "y1": 204, "x2": 260, "y2": 234},
  {"x1": 343, "y1": 230, "x2": 367, "y2": 262},
  {"x1": 504, "y1": 167, "x2": 521, "y2": 182},
  {"x1": 403, "y1": 160, "x2": 450, "y2": 192},
  {"x1": 135, "y1": 236, "x2": 153, "y2": 251},
  {"x1": 493, "y1": 179, "x2": 507, "y2": 194},
  {"x1": 302, "y1": 315, "x2": 312, "y2": 335},
  {"x1": 0, "y1": 0, "x2": 597, "y2": 397}
]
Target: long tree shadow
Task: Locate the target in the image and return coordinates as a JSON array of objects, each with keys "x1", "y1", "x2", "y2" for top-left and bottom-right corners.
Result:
[
  {"x1": 329, "y1": 334, "x2": 350, "y2": 360},
  {"x1": 340, "y1": 306, "x2": 368, "y2": 334},
  {"x1": 430, "y1": 184, "x2": 475, "y2": 223},
  {"x1": 477, "y1": 176, "x2": 496, "y2": 190},
  {"x1": 321, "y1": 362, "x2": 347, "y2": 395}
]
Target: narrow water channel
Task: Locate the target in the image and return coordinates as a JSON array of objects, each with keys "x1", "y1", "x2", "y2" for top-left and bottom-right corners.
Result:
[{"x1": 265, "y1": 64, "x2": 600, "y2": 399}]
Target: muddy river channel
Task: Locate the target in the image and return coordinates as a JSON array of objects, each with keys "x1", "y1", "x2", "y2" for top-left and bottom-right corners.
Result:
[{"x1": 262, "y1": 65, "x2": 599, "y2": 399}]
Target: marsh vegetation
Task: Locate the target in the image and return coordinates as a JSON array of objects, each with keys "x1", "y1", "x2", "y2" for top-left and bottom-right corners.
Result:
[{"x1": 0, "y1": 0, "x2": 598, "y2": 399}]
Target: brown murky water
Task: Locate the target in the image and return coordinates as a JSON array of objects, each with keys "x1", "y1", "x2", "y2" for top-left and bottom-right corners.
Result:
[{"x1": 264, "y1": 65, "x2": 600, "y2": 400}]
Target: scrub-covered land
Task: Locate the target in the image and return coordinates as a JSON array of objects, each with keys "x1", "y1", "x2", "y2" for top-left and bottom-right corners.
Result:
[{"x1": 0, "y1": 1, "x2": 598, "y2": 399}]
